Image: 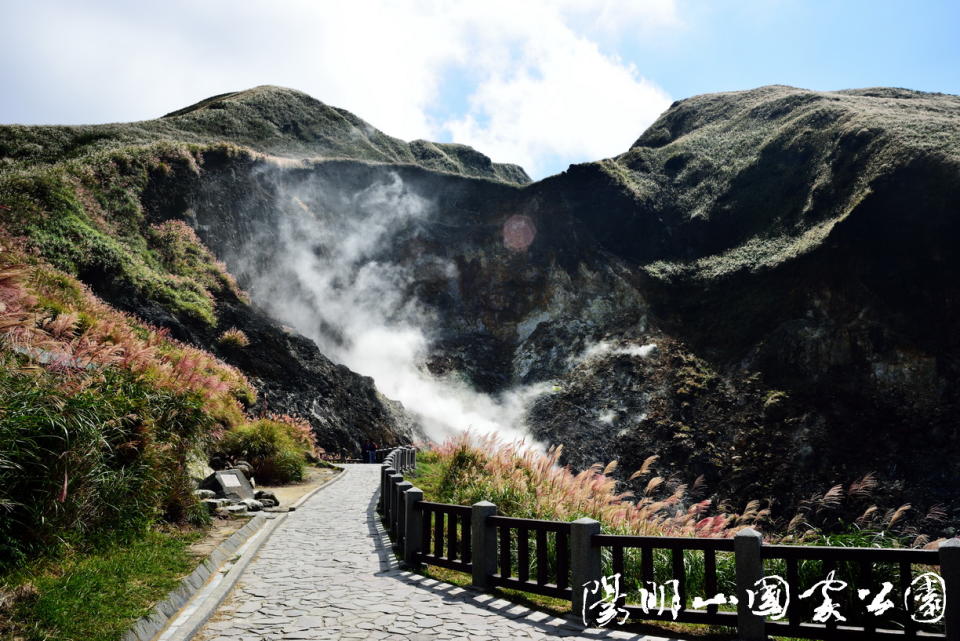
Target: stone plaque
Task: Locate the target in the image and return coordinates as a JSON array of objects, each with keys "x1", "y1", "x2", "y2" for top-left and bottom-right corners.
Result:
[
  {"x1": 222, "y1": 474, "x2": 242, "y2": 488},
  {"x1": 200, "y1": 468, "x2": 254, "y2": 500}
]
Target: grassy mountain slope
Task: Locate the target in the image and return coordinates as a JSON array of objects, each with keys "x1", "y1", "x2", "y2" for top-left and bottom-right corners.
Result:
[{"x1": 0, "y1": 85, "x2": 530, "y2": 184}]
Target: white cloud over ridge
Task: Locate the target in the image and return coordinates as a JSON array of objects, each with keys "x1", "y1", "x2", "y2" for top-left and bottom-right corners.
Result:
[{"x1": 1, "y1": 0, "x2": 678, "y2": 178}]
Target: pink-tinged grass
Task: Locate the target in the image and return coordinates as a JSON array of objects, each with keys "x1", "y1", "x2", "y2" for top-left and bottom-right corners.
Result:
[{"x1": 415, "y1": 432, "x2": 746, "y2": 538}]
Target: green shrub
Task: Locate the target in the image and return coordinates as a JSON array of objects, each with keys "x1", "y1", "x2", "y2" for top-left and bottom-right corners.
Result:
[
  {"x1": 214, "y1": 418, "x2": 311, "y2": 484},
  {"x1": 0, "y1": 363, "x2": 213, "y2": 568}
]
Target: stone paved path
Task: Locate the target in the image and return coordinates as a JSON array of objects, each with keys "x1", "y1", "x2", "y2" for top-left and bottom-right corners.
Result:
[{"x1": 196, "y1": 465, "x2": 675, "y2": 640}]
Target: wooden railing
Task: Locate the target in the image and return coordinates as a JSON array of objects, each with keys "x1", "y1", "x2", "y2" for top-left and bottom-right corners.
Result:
[
  {"x1": 760, "y1": 543, "x2": 943, "y2": 640},
  {"x1": 487, "y1": 515, "x2": 572, "y2": 599},
  {"x1": 419, "y1": 502, "x2": 472, "y2": 572},
  {"x1": 593, "y1": 533, "x2": 737, "y2": 627},
  {"x1": 376, "y1": 448, "x2": 957, "y2": 640}
]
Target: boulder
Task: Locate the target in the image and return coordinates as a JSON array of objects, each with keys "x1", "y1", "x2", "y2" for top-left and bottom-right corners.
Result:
[
  {"x1": 254, "y1": 490, "x2": 279, "y2": 505},
  {"x1": 194, "y1": 489, "x2": 216, "y2": 500},
  {"x1": 187, "y1": 453, "x2": 215, "y2": 486},
  {"x1": 201, "y1": 499, "x2": 225, "y2": 513},
  {"x1": 239, "y1": 498, "x2": 263, "y2": 512},
  {"x1": 199, "y1": 469, "x2": 255, "y2": 501},
  {"x1": 234, "y1": 460, "x2": 254, "y2": 478}
]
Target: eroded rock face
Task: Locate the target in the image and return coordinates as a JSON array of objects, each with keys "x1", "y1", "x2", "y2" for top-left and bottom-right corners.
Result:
[{"x1": 134, "y1": 85, "x2": 960, "y2": 525}]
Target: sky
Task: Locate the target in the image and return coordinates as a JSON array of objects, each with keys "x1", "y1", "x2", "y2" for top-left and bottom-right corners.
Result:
[{"x1": 2, "y1": 0, "x2": 959, "y2": 179}]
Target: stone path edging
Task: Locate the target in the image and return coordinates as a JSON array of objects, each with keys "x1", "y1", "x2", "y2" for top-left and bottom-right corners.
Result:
[{"x1": 121, "y1": 467, "x2": 346, "y2": 641}]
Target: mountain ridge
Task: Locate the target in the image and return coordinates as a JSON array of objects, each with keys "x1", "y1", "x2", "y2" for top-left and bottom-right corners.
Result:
[{"x1": 0, "y1": 85, "x2": 530, "y2": 184}]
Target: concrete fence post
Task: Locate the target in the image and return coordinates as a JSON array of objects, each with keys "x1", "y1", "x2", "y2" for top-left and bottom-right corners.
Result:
[
  {"x1": 380, "y1": 466, "x2": 395, "y2": 514},
  {"x1": 570, "y1": 518, "x2": 602, "y2": 620},
  {"x1": 382, "y1": 467, "x2": 392, "y2": 519},
  {"x1": 378, "y1": 465, "x2": 384, "y2": 513},
  {"x1": 412, "y1": 448, "x2": 417, "y2": 468},
  {"x1": 939, "y1": 538, "x2": 960, "y2": 641},
  {"x1": 734, "y1": 527, "x2": 765, "y2": 641},
  {"x1": 388, "y1": 473, "x2": 403, "y2": 535},
  {"x1": 395, "y1": 480, "x2": 412, "y2": 546},
  {"x1": 471, "y1": 501, "x2": 499, "y2": 590},
  {"x1": 403, "y1": 486, "x2": 424, "y2": 567}
]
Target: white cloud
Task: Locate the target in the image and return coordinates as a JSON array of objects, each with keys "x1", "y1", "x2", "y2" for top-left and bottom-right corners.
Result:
[
  {"x1": 1, "y1": 0, "x2": 678, "y2": 178},
  {"x1": 441, "y1": 6, "x2": 673, "y2": 176}
]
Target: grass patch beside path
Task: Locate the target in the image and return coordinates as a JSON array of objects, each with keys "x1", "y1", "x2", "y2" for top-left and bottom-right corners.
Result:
[{"x1": 2, "y1": 527, "x2": 204, "y2": 641}]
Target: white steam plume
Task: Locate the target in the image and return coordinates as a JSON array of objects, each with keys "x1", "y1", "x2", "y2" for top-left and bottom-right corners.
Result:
[{"x1": 232, "y1": 170, "x2": 545, "y2": 443}]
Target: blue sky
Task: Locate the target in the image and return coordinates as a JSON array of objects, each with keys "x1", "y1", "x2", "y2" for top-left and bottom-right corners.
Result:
[
  {"x1": 1, "y1": 0, "x2": 958, "y2": 179},
  {"x1": 625, "y1": 1, "x2": 960, "y2": 99}
]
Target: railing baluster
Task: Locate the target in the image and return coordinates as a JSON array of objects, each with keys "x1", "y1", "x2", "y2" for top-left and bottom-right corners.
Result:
[
  {"x1": 786, "y1": 557, "x2": 800, "y2": 629},
  {"x1": 823, "y1": 559, "x2": 837, "y2": 632},
  {"x1": 518, "y1": 527, "x2": 529, "y2": 582},
  {"x1": 499, "y1": 526, "x2": 511, "y2": 578},
  {"x1": 641, "y1": 545, "x2": 654, "y2": 587},
  {"x1": 612, "y1": 545, "x2": 625, "y2": 609},
  {"x1": 421, "y1": 508, "x2": 430, "y2": 555},
  {"x1": 672, "y1": 548, "x2": 686, "y2": 613},
  {"x1": 704, "y1": 548, "x2": 718, "y2": 616},
  {"x1": 557, "y1": 530, "x2": 569, "y2": 590},
  {"x1": 860, "y1": 560, "x2": 875, "y2": 636},
  {"x1": 433, "y1": 510, "x2": 443, "y2": 557},
  {"x1": 447, "y1": 508, "x2": 457, "y2": 560},
  {"x1": 461, "y1": 513, "x2": 472, "y2": 563},
  {"x1": 900, "y1": 560, "x2": 917, "y2": 637},
  {"x1": 536, "y1": 529, "x2": 548, "y2": 585}
]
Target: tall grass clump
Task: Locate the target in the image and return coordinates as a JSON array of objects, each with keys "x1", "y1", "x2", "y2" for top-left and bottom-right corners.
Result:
[
  {"x1": 0, "y1": 247, "x2": 254, "y2": 568},
  {"x1": 217, "y1": 327, "x2": 250, "y2": 348}
]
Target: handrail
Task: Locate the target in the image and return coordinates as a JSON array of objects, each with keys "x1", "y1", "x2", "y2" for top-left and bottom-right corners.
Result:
[
  {"x1": 488, "y1": 514, "x2": 572, "y2": 530},
  {"x1": 593, "y1": 533, "x2": 734, "y2": 550},
  {"x1": 419, "y1": 501, "x2": 471, "y2": 515},
  {"x1": 762, "y1": 543, "x2": 939, "y2": 562}
]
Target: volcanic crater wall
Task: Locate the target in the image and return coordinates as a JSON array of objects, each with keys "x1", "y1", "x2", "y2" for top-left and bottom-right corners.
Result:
[{"x1": 136, "y1": 85, "x2": 960, "y2": 528}]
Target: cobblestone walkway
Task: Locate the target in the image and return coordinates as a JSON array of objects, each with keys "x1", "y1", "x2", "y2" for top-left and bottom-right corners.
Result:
[{"x1": 197, "y1": 465, "x2": 674, "y2": 640}]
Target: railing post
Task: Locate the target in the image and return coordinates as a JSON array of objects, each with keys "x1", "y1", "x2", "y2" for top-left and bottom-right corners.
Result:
[
  {"x1": 403, "y1": 486, "x2": 424, "y2": 567},
  {"x1": 471, "y1": 501, "x2": 498, "y2": 590},
  {"x1": 570, "y1": 518, "x2": 602, "y2": 620},
  {"x1": 939, "y1": 537, "x2": 960, "y2": 640},
  {"x1": 412, "y1": 448, "x2": 417, "y2": 468},
  {"x1": 388, "y1": 473, "x2": 403, "y2": 535},
  {"x1": 395, "y1": 480, "x2": 412, "y2": 547},
  {"x1": 734, "y1": 527, "x2": 765, "y2": 641},
  {"x1": 380, "y1": 465, "x2": 395, "y2": 514}
]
